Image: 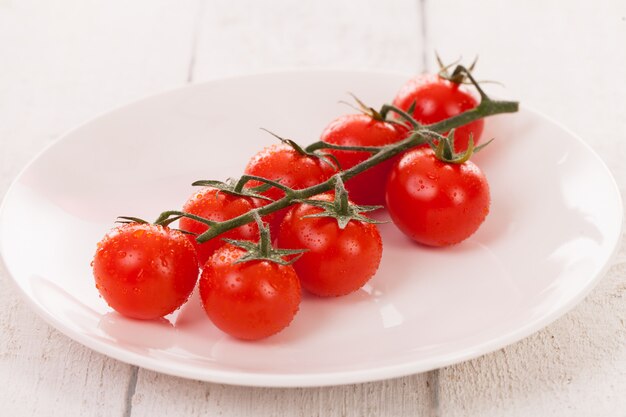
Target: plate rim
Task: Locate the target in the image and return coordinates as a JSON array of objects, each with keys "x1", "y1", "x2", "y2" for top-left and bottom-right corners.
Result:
[{"x1": 0, "y1": 69, "x2": 623, "y2": 387}]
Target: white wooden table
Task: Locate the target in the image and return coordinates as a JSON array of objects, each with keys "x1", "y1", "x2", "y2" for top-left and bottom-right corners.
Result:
[{"x1": 2, "y1": 1, "x2": 625, "y2": 415}]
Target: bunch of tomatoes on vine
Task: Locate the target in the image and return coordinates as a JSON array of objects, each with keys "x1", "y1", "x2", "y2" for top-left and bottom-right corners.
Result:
[{"x1": 92, "y1": 59, "x2": 519, "y2": 340}]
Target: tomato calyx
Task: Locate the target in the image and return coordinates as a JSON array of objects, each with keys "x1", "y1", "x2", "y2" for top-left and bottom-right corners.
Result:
[
  {"x1": 260, "y1": 128, "x2": 340, "y2": 171},
  {"x1": 339, "y1": 93, "x2": 387, "y2": 122},
  {"x1": 298, "y1": 175, "x2": 383, "y2": 229},
  {"x1": 340, "y1": 93, "x2": 420, "y2": 132},
  {"x1": 425, "y1": 128, "x2": 494, "y2": 164},
  {"x1": 435, "y1": 53, "x2": 478, "y2": 85},
  {"x1": 224, "y1": 212, "x2": 306, "y2": 266},
  {"x1": 435, "y1": 55, "x2": 503, "y2": 104},
  {"x1": 433, "y1": 130, "x2": 475, "y2": 164}
]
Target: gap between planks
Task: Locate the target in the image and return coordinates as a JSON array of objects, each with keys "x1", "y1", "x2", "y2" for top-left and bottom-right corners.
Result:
[
  {"x1": 187, "y1": 0, "x2": 208, "y2": 83},
  {"x1": 123, "y1": 0, "x2": 206, "y2": 416},
  {"x1": 419, "y1": 1, "x2": 441, "y2": 416},
  {"x1": 418, "y1": 0, "x2": 429, "y2": 72}
]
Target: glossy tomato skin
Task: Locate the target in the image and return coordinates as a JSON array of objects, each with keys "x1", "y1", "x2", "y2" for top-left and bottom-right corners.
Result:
[
  {"x1": 200, "y1": 244, "x2": 301, "y2": 340},
  {"x1": 245, "y1": 143, "x2": 337, "y2": 201},
  {"x1": 320, "y1": 114, "x2": 409, "y2": 205},
  {"x1": 92, "y1": 223, "x2": 199, "y2": 320},
  {"x1": 244, "y1": 143, "x2": 337, "y2": 229},
  {"x1": 386, "y1": 148, "x2": 490, "y2": 247},
  {"x1": 277, "y1": 194, "x2": 383, "y2": 297},
  {"x1": 179, "y1": 187, "x2": 268, "y2": 266},
  {"x1": 393, "y1": 74, "x2": 483, "y2": 152}
]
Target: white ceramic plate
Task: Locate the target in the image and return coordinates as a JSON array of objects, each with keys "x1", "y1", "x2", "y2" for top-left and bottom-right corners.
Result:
[{"x1": 0, "y1": 71, "x2": 622, "y2": 387}]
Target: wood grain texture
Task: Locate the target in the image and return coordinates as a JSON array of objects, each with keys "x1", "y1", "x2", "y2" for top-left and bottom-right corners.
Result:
[
  {"x1": 426, "y1": 1, "x2": 626, "y2": 415},
  {"x1": 130, "y1": 371, "x2": 435, "y2": 417},
  {"x1": 0, "y1": 1, "x2": 198, "y2": 415},
  {"x1": 192, "y1": 0, "x2": 424, "y2": 80}
]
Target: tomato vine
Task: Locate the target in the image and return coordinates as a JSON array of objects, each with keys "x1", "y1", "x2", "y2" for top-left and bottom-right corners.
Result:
[{"x1": 143, "y1": 65, "x2": 518, "y2": 245}]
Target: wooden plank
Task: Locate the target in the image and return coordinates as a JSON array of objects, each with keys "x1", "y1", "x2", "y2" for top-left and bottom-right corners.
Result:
[
  {"x1": 192, "y1": 0, "x2": 424, "y2": 80},
  {"x1": 427, "y1": 1, "x2": 626, "y2": 415},
  {"x1": 0, "y1": 1, "x2": 198, "y2": 415},
  {"x1": 130, "y1": 1, "x2": 436, "y2": 416},
  {"x1": 130, "y1": 371, "x2": 435, "y2": 417}
]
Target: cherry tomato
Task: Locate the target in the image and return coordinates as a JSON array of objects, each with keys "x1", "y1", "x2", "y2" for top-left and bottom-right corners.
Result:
[
  {"x1": 244, "y1": 143, "x2": 337, "y2": 228},
  {"x1": 199, "y1": 244, "x2": 301, "y2": 340},
  {"x1": 393, "y1": 74, "x2": 483, "y2": 152},
  {"x1": 320, "y1": 114, "x2": 409, "y2": 205},
  {"x1": 277, "y1": 193, "x2": 383, "y2": 297},
  {"x1": 92, "y1": 223, "x2": 199, "y2": 320},
  {"x1": 385, "y1": 147, "x2": 490, "y2": 246},
  {"x1": 179, "y1": 187, "x2": 268, "y2": 266}
]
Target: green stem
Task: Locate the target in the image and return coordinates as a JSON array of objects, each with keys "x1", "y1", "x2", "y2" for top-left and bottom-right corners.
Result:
[
  {"x1": 332, "y1": 176, "x2": 351, "y2": 215},
  {"x1": 183, "y1": 97, "x2": 518, "y2": 243},
  {"x1": 305, "y1": 141, "x2": 384, "y2": 153},
  {"x1": 452, "y1": 65, "x2": 488, "y2": 99},
  {"x1": 253, "y1": 212, "x2": 271, "y2": 256},
  {"x1": 427, "y1": 99, "x2": 517, "y2": 133},
  {"x1": 379, "y1": 104, "x2": 421, "y2": 128},
  {"x1": 154, "y1": 210, "x2": 215, "y2": 226},
  {"x1": 233, "y1": 175, "x2": 294, "y2": 194}
]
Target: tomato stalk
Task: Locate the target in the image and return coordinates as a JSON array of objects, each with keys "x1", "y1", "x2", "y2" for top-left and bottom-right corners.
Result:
[
  {"x1": 232, "y1": 175, "x2": 295, "y2": 195},
  {"x1": 152, "y1": 68, "x2": 518, "y2": 244},
  {"x1": 379, "y1": 104, "x2": 421, "y2": 129},
  {"x1": 335, "y1": 179, "x2": 350, "y2": 215},
  {"x1": 153, "y1": 210, "x2": 216, "y2": 227},
  {"x1": 305, "y1": 142, "x2": 384, "y2": 153},
  {"x1": 426, "y1": 65, "x2": 517, "y2": 133}
]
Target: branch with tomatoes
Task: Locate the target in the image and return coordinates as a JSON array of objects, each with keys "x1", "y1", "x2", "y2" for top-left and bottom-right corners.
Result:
[
  {"x1": 93, "y1": 62, "x2": 519, "y2": 340},
  {"x1": 157, "y1": 66, "x2": 516, "y2": 243}
]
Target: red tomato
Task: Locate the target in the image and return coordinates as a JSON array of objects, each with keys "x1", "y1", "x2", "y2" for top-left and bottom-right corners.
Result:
[
  {"x1": 385, "y1": 147, "x2": 490, "y2": 246},
  {"x1": 393, "y1": 74, "x2": 483, "y2": 152},
  {"x1": 277, "y1": 193, "x2": 383, "y2": 297},
  {"x1": 244, "y1": 143, "x2": 337, "y2": 228},
  {"x1": 92, "y1": 223, "x2": 199, "y2": 320},
  {"x1": 179, "y1": 187, "x2": 267, "y2": 266},
  {"x1": 245, "y1": 143, "x2": 337, "y2": 201},
  {"x1": 200, "y1": 244, "x2": 301, "y2": 340},
  {"x1": 320, "y1": 114, "x2": 409, "y2": 205}
]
